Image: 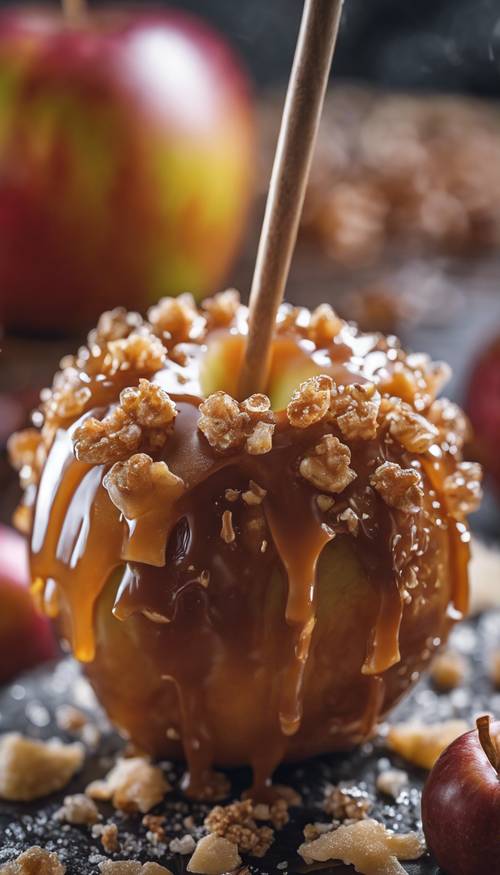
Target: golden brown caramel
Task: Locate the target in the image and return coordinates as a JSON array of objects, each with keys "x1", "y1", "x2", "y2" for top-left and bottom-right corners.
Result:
[{"x1": 10, "y1": 294, "x2": 481, "y2": 797}]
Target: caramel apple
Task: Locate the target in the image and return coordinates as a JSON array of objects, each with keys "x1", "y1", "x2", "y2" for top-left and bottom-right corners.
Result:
[{"x1": 9, "y1": 292, "x2": 481, "y2": 797}]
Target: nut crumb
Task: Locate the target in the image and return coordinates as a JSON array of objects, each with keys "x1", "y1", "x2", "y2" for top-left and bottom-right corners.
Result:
[
  {"x1": 220, "y1": 510, "x2": 236, "y2": 544},
  {"x1": 384, "y1": 399, "x2": 439, "y2": 453},
  {"x1": 246, "y1": 420, "x2": 274, "y2": 455},
  {"x1": 0, "y1": 848, "x2": 66, "y2": 875},
  {"x1": 169, "y1": 835, "x2": 196, "y2": 855},
  {"x1": 370, "y1": 461, "x2": 423, "y2": 513},
  {"x1": 202, "y1": 289, "x2": 240, "y2": 326},
  {"x1": 54, "y1": 793, "x2": 100, "y2": 825},
  {"x1": 376, "y1": 769, "x2": 408, "y2": 799},
  {"x1": 317, "y1": 494, "x2": 334, "y2": 512},
  {"x1": 198, "y1": 392, "x2": 249, "y2": 452},
  {"x1": 324, "y1": 785, "x2": 371, "y2": 821},
  {"x1": 0, "y1": 733, "x2": 84, "y2": 802},
  {"x1": 300, "y1": 435, "x2": 356, "y2": 494},
  {"x1": 99, "y1": 864, "x2": 172, "y2": 875},
  {"x1": 338, "y1": 507, "x2": 359, "y2": 536},
  {"x1": 242, "y1": 481, "x2": 267, "y2": 505},
  {"x1": 142, "y1": 814, "x2": 166, "y2": 842},
  {"x1": 225, "y1": 488, "x2": 240, "y2": 502},
  {"x1": 298, "y1": 818, "x2": 425, "y2": 873},
  {"x1": 187, "y1": 833, "x2": 241, "y2": 874},
  {"x1": 86, "y1": 757, "x2": 170, "y2": 813},
  {"x1": 387, "y1": 720, "x2": 468, "y2": 769},
  {"x1": 205, "y1": 799, "x2": 275, "y2": 857},
  {"x1": 329, "y1": 383, "x2": 381, "y2": 440},
  {"x1": 105, "y1": 330, "x2": 167, "y2": 376},
  {"x1": 89, "y1": 308, "x2": 143, "y2": 345},
  {"x1": 430, "y1": 650, "x2": 468, "y2": 691},
  {"x1": 443, "y1": 462, "x2": 483, "y2": 519},
  {"x1": 308, "y1": 304, "x2": 343, "y2": 346},
  {"x1": 92, "y1": 822, "x2": 120, "y2": 853},
  {"x1": 148, "y1": 294, "x2": 199, "y2": 344},
  {"x1": 287, "y1": 376, "x2": 332, "y2": 428}
]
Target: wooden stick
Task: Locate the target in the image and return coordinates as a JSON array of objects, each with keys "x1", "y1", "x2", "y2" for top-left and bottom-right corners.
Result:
[
  {"x1": 62, "y1": 0, "x2": 87, "y2": 24},
  {"x1": 238, "y1": 0, "x2": 344, "y2": 399}
]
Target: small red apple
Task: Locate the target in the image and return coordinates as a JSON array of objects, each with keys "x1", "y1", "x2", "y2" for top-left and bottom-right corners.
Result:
[
  {"x1": 0, "y1": 524, "x2": 57, "y2": 684},
  {"x1": 466, "y1": 336, "x2": 500, "y2": 491},
  {"x1": 0, "y1": 6, "x2": 254, "y2": 334},
  {"x1": 422, "y1": 715, "x2": 500, "y2": 875}
]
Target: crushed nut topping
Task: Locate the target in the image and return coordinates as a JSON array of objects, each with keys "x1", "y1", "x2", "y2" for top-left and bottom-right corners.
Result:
[
  {"x1": 104, "y1": 454, "x2": 184, "y2": 521},
  {"x1": 376, "y1": 769, "x2": 409, "y2": 799},
  {"x1": 317, "y1": 494, "x2": 335, "y2": 512},
  {"x1": 300, "y1": 435, "x2": 357, "y2": 494},
  {"x1": 287, "y1": 375, "x2": 333, "y2": 428},
  {"x1": 384, "y1": 399, "x2": 439, "y2": 453},
  {"x1": 204, "y1": 799, "x2": 279, "y2": 858},
  {"x1": 428, "y1": 398, "x2": 471, "y2": 451},
  {"x1": 308, "y1": 303, "x2": 343, "y2": 346},
  {"x1": 86, "y1": 757, "x2": 170, "y2": 813},
  {"x1": 89, "y1": 308, "x2": 143, "y2": 345},
  {"x1": 220, "y1": 510, "x2": 236, "y2": 544},
  {"x1": 387, "y1": 720, "x2": 468, "y2": 769},
  {"x1": 54, "y1": 793, "x2": 100, "y2": 825},
  {"x1": 338, "y1": 507, "x2": 360, "y2": 536},
  {"x1": 324, "y1": 785, "x2": 372, "y2": 821},
  {"x1": 443, "y1": 462, "x2": 483, "y2": 518},
  {"x1": 187, "y1": 833, "x2": 241, "y2": 875},
  {"x1": 202, "y1": 289, "x2": 240, "y2": 326},
  {"x1": 0, "y1": 733, "x2": 84, "y2": 802},
  {"x1": 104, "y1": 330, "x2": 167, "y2": 376},
  {"x1": 298, "y1": 818, "x2": 425, "y2": 873},
  {"x1": 7, "y1": 429, "x2": 46, "y2": 490},
  {"x1": 148, "y1": 293, "x2": 200, "y2": 345},
  {"x1": 74, "y1": 380, "x2": 177, "y2": 465},
  {"x1": 198, "y1": 391, "x2": 274, "y2": 455},
  {"x1": 0, "y1": 848, "x2": 66, "y2": 875},
  {"x1": 242, "y1": 481, "x2": 267, "y2": 506},
  {"x1": 430, "y1": 650, "x2": 468, "y2": 691},
  {"x1": 329, "y1": 383, "x2": 381, "y2": 440},
  {"x1": 370, "y1": 461, "x2": 423, "y2": 514}
]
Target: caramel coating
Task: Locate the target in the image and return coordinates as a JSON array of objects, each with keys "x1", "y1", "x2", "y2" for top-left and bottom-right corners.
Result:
[{"x1": 10, "y1": 291, "x2": 481, "y2": 797}]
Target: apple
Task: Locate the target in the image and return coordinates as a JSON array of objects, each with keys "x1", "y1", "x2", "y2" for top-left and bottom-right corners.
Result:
[
  {"x1": 421, "y1": 715, "x2": 500, "y2": 875},
  {"x1": 0, "y1": 6, "x2": 254, "y2": 335},
  {"x1": 0, "y1": 524, "x2": 57, "y2": 684},
  {"x1": 466, "y1": 336, "x2": 500, "y2": 491}
]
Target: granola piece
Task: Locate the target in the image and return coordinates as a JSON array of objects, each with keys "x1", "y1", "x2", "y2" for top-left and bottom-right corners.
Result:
[
  {"x1": 387, "y1": 720, "x2": 468, "y2": 769},
  {"x1": 7, "y1": 428, "x2": 46, "y2": 490},
  {"x1": 205, "y1": 799, "x2": 274, "y2": 857},
  {"x1": 220, "y1": 510, "x2": 236, "y2": 544},
  {"x1": 308, "y1": 303, "x2": 343, "y2": 346},
  {"x1": 338, "y1": 507, "x2": 359, "y2": 536},
  {"x1": 169, "y1": 834, "x2": 196, "y2": 855},
  {"x1": 86, "y1": 757, "x2": 170, "y2": 813},
  {"x1": 329, "y1": 383, "x2": 381, "y2": 440},
  {"x1": 324, "y1": 785, "x2": 372, "y2": 821},
  {"x1": 148, "y1": 293, "x2": 199, "y2": 344},
  {"x1": 105, "y1": 330, "x2": 167, "y2": 375},
  {"x1": 187, "y1": 834, "x2": 241, "y2": 874},
  {"x1": 246, "y1": 421, "x2": 274, "y2": 455},
  {"x1": 0, "y1": 733, "x2": 84, "y2": 801},
  {"x1": 0, "y1": 848, "x2": 66, "y2": 875},
  {"x1": 89, "y1": 308, "x2": 143, "y2": 345},
  {"x1": 430, "y1": 650, "x2": 468, "y2": 691},
  {"x1": 427, "y1": 398, "x2": 471, "y2": 451},
  {"x1": 298, "y1": 818, "x2": 425, "y2": 874},
  {"x1": 119, "y1": 379, "x2": 177, "y2": 429},
  {"x1": 376, "y1": 769, "x2": 408, "y2": 799},
  {"x1": 73, "y1": 407, "x2": 142, "y2": 465},
  {"x1": 202, "y1": 289, "x2": 240, "y2": 326},
  {"x1": 198, "y1": 392, "x2": 249, "y2": 451},
  {"x1": 287, "y1": 375, "x2": 332, "y2": 428},
  {"x1": 104, "y1": 454, "x2": 184, "y2": 520},
  {"x1": 54, "y1": 793, "x2": 100, "y2": 825},
  {"x1": 370, "y1": 462, "x2": 423, "y2": 514},
  {"x1": 242, "y1": 481, "x2": 267, "y2": 506},
  {"x1": 443, "y1": 462, "x2": 483, "y2": 518},
  {"x1": 300, "y1": 435, "x2": 357, "y2": 494},
  {"x1": 384, "y1": 400, "x2": 439, "y2": 453},
  {"x1": 94, "y1": 822, "x2": 120, "y2": 853}
]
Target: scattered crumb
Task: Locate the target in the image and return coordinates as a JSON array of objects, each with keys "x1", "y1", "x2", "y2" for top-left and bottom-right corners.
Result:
[
  {"x1": 0, "y1": 847, "x2": 66, "y2": 875},
  {"x1": 187, "y1": 833, "x2": 241, "y2": 875},
  {"x1": 241, "y1": 481, "x2": 267, "y2": 506},
  {"x1": 430, "y1": 650, "x2": 468, "y2": 691},
  {"x1": 142, "y1": 814, "x2": 166, "y2": 843},
  {"x1": 298, "y1": 818, "x2": 425, "y2": 873},
  {"x1": 92, "y1": 822, "x2": 120, "y2": 853},
  {"x1": 338, "y1": 507, "x2": 359, "y2": 536},
  {"x1": 169, "y1": 834, "x2": 196, "y2": 855},
  {"x1": 303, "y1": 822, "x2": 335, "y2": 842},
  {"x1": 220, "y1": 510, "x2": 236, "y2": 544},
  {"x1": 376, "y1": 769, "x2": 409, "y2": 799},
  {"x1": 316, "y1": 494, "x2": 334, "y2": 512},
  {"x1": 224, "y1": 488, "x2": 240, "y2": 503},
  {"x1": 54, "y1": 793, "x2": 100, "y2": 825},
  {"x1": 205, "y1": 799, "x2": 276, "y2": 857},
  {"x1": 202, "y1": 289, "x2": 240, "y2": 327},
  {"x1": 86, "y1": 757, "x2": 170, "y2": 813},
  {"x1": 324, "y1": 785, "x2": 372, "y2": 821},
  {"x1": 387, "y1": 720, "x2": 468, "y2": 769},
  {"x1": 0, "y1": 733, "x2": 84, "y2": 801}
]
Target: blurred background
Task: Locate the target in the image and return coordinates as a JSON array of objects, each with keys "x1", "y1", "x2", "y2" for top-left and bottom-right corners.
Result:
[{"x1": 1, "y1": 0, "x2": 500, "y2": 678}]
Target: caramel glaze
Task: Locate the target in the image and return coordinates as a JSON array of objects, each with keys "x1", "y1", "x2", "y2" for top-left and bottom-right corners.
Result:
[{"x1": 27, "y1": 329, "x2": 470, "y2": 798}]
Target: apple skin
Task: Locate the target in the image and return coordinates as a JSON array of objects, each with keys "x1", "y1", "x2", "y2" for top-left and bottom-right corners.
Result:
[
  {"x1": 421, "y1": 721, "x2": 500, "y2": 875},
  {"x1": 0, "y1": 524, "x2": 57, "y2": 684},
  {"x1": 0, "y1": 7, "x2": 254, "y2": 334},
  {"x1": 466, "y1": 336, "x2": 500, "y2": 492}
]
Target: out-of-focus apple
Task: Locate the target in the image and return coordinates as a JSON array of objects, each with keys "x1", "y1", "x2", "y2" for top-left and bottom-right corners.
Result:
[
  {"x1": 421, "y1": 715, "x2": 500, "y2": 875},
  {"x1": 0, "y1": 524, "x2": 57, "y2": 684},
  {"x1": 466, "y1": 336, "x2": 500, "y2": 491},
  {"x1": 0, "y1": 6, "x2": 254, "y2": 334}
]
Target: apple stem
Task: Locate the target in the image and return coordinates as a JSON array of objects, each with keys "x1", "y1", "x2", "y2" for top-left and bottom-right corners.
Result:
[
  {"x1": 476, "y1": 715, "x2": 499, "y2": 774},
  {"x1": 62, "y1": 0, "x2": 87, "y2": 24},
  {"x1": 237, "y1": 0, "x2": 344, "y2": 399}
]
